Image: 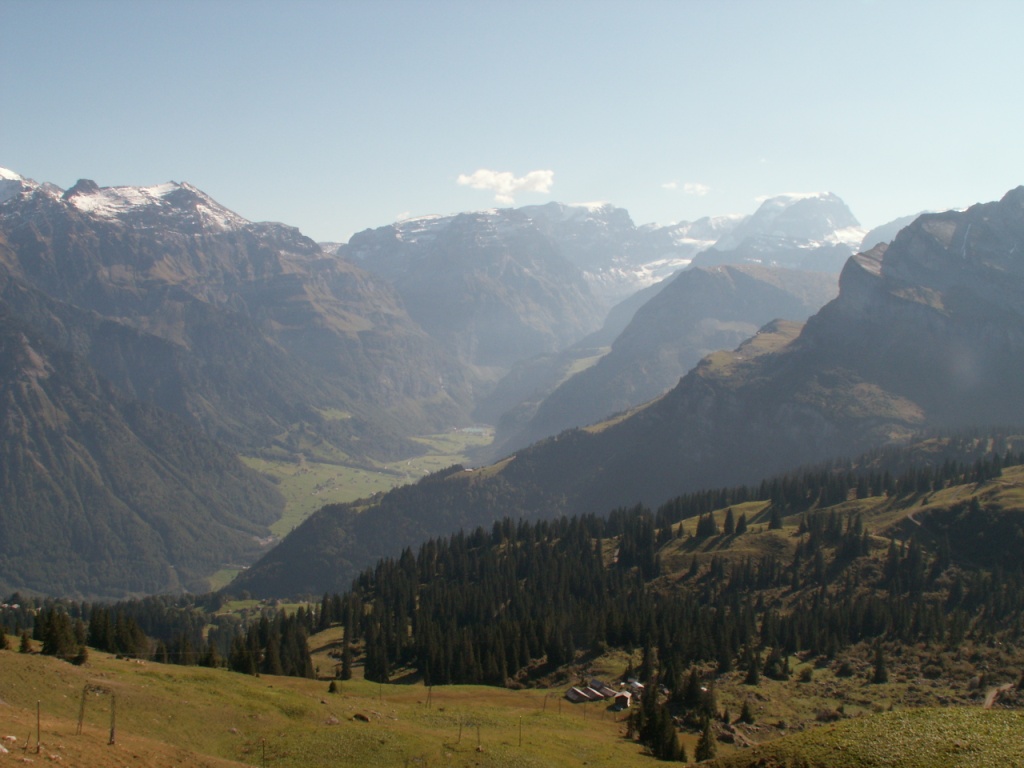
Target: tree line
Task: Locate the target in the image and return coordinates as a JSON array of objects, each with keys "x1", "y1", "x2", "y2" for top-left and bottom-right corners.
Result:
[
  {"x1": 325, "y1": 436, "x2": 1024, "y2": 695},
  {"x1": 0, "y1": 593, "x2": 314, "y2": 680}
]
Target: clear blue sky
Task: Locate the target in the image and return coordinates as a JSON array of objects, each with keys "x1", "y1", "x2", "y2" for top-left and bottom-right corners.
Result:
[{"x1": 3, "y1": 0, "x2": 1022, "y2": 242}]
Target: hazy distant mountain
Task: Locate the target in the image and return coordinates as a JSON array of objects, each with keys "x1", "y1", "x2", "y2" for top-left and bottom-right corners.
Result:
[
  {"x1": 860, "y1": 213, "x2": 922, "y2": 252},
  {"x1": 234, "y1": 187, "x2": 1024, "y2": 595},
  {"x1": 691, "y1": 192, "x2": 864, "y2": 272},
  {"x1": 487, "y1": 264, "x2": 838, "y2": 459},
  {"x1": 0, "y1": 168, "x2": 472, "y2": 458},
  {"x1": 469, "y1": 278, "x2": 669, "y2": 428},
  {"x1": 341, "y1": 203, "x2": 741, "y2": 380},
  {"x1": 341, "y1": 209, "x2": 603, "y2": 374}
]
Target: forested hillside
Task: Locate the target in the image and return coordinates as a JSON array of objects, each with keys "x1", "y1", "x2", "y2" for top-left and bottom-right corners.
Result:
[{"x1": 330, "y1": 435, "x2": 1024, "y2": 686}]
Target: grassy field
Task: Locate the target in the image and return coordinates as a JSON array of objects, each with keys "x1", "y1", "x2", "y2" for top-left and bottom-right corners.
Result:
[
  {"x1": 238, "y1": 430, "x2": 495, "y2": 544},
  {"x1": 200, "y1": 430, "x2": 496, "y2": 590},
  {"x1": 240, "y1": 428, "x2": 494, "y2": 540},
  {"x1": 0, "y1": 647, "x2": 651, "y2": 768},
  {"x1": 5, "y1": 638, "x2": 1020, "y2": 768},
  {"x1": 717, "y1": 708, "x2": 1024, "y2": 768}
]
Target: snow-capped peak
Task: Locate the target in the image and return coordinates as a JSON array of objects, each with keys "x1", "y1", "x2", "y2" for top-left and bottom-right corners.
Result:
[
  {"x1": 0, "y1": 166, "x2": 43, "y2": 205},
  {"x1": 754, "y1": 190, "x2": 836, "y2": 206},
  {"x1": 712, "y1": 191, "x2": 863, "y2": 251},
  {"x1": 63, "y1": 179, "x2": 249, "y2": 232}
]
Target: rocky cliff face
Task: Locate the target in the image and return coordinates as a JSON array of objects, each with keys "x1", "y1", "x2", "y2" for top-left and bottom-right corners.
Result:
[{"x1": 798, "y1": 186, "x2": 1024, "y2": 426}]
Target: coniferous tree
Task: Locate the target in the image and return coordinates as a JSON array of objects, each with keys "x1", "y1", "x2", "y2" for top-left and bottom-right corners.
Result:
[
  {"x1": 199, "y1": 643, "x2": 221, "y2": 668},
  {"x1": 872, "y1": 644, "x2": 888, "y2": 684},
  {"x1": 723, "y1": 508, "x2": 736, "y2": 536},
  {"x1": 19, "y1": 631, "x2": 31, "y2": 653},
  {"x1": 716, "y1": 643, "x2": 733, "y2": 674},
  {"x1": 695, "y1": 718, "x2": 716, "y2": 761},
  {"x1": 340, "y1": 637, "x2": 353, "y2": 680},
  {"x1": 744, "y1": 646, "x2": 761, "y2": 685},
  {"x1": 739, "y1": 698, "x2": 755, "y2": 724},
  {"x1": 656, "y1": 705, "x2": 685, "y2": 762},
  {"x1": 229, "y1": 633, "x2": 257, "y2": 675},
  {"x1": 683, "y1": 667, "x2": 702, "y2": 710},
  {"x1": 155, "y1": 640, "x2": 170, "y2": 665}
]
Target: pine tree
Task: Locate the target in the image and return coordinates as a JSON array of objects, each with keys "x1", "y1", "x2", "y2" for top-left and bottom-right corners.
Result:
[
  {"x1": 739, "y1": 698, "x2": 755, "y2": 724},
  {"x1": 19, "y1": 631, "x2": 31, "y2": 653},
  {"x1": 199, "y1": 643, "x2": 221, "y2": 668},
  {"x1": 340, "y1": 638, "x2": 353, "y2": 680},
  {"x1": 72, "y1": 645, "x2": 89, "y2": 666},
  {"x1": 872, "y1": 644, "x2": 888, "y2": 684},
  {"x1": 744, "y1": 646, "x2": 761, "y2": 685},
  {"x1": 695, "y1": 718, "x2": 717, "y2": 761},
  {"x1": 657, "y1": 706, "x2": 685, "y2": 761},
  {"x1": 723, "y1": 508, "x2": 736, "y2": 536}
]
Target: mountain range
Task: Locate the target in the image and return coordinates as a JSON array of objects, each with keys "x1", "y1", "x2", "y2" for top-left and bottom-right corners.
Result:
[
  {"x1": 232, "y1": 185, "x2": 1024, "y2": 597},
  {"x1": 0, "y1": 163, "x2": 957, "y2": 598}
]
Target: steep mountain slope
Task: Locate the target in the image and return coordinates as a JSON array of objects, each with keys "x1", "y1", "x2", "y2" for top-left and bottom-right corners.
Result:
[
  {"x1": 0, "y1": 169, "x2": 472, "y2": 457},
  {"x1": 235, "y1": 187, "x2": 1024, "y2": 596},
  {"x1": 0, "y1": 296, "x2": 281, "y2": 599},
  {"x1": 488, "y1": 264, "x2": 838, "y2": 458}
]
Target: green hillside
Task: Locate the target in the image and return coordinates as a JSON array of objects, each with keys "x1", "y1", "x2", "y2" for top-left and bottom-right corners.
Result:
[{"x1": 6, "y1": 439, "x2": 1024, "y2": 765}]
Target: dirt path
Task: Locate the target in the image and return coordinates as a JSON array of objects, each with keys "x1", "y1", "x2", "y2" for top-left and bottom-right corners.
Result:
[{"x1": 984, "y1": 683, "x2": 1013, "y2": 709}]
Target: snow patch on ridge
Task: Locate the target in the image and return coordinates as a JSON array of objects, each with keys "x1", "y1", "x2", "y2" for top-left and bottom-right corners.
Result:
[{"x1": 67, "y1": 181, "x2": 249, "y2": 231}]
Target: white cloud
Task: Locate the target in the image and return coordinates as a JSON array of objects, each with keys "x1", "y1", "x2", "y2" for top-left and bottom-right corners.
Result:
[
  {"x1": 456, "y1": 168, "x2": 554, "y2": 205},
  {"x1": 683, "y1": 182, "x2": 710, "y2": 196},
  {"x1": 661, "y1": 180, "x2": 679, "y2": 190}
]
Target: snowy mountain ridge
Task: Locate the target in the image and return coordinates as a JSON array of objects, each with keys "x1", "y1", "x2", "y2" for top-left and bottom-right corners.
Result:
[{"x1": 0, "y1": 169, "x2": 250, "y2": 233}]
